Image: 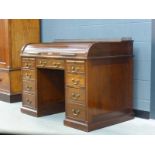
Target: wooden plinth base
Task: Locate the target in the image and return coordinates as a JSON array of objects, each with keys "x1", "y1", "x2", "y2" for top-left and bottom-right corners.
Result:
[{"x1": 64, "y1": 113, "x2": 134, "y2": 132}]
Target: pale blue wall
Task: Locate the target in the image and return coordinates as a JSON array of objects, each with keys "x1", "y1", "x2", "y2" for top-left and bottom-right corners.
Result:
[
  {"x1": 41, "y1": 19, "x2": 152, "y2": 112},
  {"x1": 150, "y1": 20, "x2": 155, "y2": 118}
]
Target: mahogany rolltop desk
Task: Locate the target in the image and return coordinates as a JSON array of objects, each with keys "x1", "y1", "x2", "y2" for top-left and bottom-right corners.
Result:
[
  {"x1": 0, "y1": 19, "x2": 40, "y2": 102},
  {"x1": 21, "y1": 39, "x2": 134, "y2": 132}
]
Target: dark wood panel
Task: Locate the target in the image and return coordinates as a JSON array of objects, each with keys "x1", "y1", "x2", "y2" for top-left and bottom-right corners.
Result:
[
  {"x1": 37, "y1": 68, "x2": 65, "y2": 116},
  {"x1": 10, "y1": 19, "x2": 40, "y2": 68},
  {"x1": 87, "y1": 58, "x2": 133, "y2": 123},
  {"x1": 0, "y1": 19, "x2": 10, "y2": 68}
]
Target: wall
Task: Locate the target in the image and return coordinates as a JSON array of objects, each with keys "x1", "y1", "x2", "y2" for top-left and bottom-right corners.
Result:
[
  {"x1": 150, "y1": 20, "x2": 155, "y2": 118},
  {"x1": 41, "y1": 19, "x2": 152, "y2": 112}
]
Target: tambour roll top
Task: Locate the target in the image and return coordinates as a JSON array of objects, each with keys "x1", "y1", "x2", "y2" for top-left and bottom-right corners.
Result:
[{"x1": 21, "y1": 39, "x2": 133, "y2": 59}]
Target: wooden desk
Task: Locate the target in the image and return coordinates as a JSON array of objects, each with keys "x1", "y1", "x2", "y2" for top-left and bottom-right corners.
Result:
[{"x1": 21, "y1": 39, "x2": 134, "y2": 132}]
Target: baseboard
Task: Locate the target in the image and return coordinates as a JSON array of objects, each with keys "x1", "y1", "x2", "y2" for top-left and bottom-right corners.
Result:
[
  {"x1": 0, "y1": 92, "x2": 22, "y2": 103},
  {"x1": 133, "y1": 109, "x2": 150, "y2": 119}
]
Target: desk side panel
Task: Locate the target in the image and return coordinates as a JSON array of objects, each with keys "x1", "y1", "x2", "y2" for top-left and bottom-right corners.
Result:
[{"x1": 86, "y1": 58, "x2": 134, "y2": 130}]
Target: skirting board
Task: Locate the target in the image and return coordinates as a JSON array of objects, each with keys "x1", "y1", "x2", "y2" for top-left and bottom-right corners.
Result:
[
  {"x1": 0, "y1": 92, "x2": 22, "y2": 103},
  {"x1": 133, "y1": 109, "x2": 150, "y2": 119}
]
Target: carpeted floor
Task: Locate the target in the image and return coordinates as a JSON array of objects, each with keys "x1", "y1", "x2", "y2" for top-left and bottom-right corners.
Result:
[{"x1": 0, "y1": 101, "x2": 155, "y2": 135}]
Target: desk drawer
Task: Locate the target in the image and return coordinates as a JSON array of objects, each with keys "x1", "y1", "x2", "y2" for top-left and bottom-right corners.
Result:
[
  {"x1": 66, "y1": 60, "x2": 85, "y2": 73},
  {"x1": 66, "y1": 104, "x2": 86, "y2": 121},
  {"x1": 23, "y1": 80, "x2": 35, "y2": 93},
  {"x1": 37, "y1": 58, "x2": 64, "y2": 69},
  {"x1": 23, "y1": 93, "x2": 36, "y2": 109},
  {"x1": 66, "y1": 73, "x2": 85, "y2": 88},
  {"x1": 22, "y1": 70, "x2": 35, "y2": 80},
  {"x1": 66, "y1": 87, "x2": 85, "y2": 103},
  {"x1": 22, "y1": 58, "x2": 35, "y2": 69}
]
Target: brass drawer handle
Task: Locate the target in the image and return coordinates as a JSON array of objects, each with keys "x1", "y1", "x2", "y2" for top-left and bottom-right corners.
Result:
[
  {"x1": 71, "y1": 93, "x2": 80, "y2": 100},
  {"x1": 71, "y1": 66, "x2": 76, "y2": 71},
  {"x1": 25, "y1": 63, "x2": 32, "y2": 68},
  {"x1": 25, "y1": 73, "x2": 32, "y2": 79},
  {"x1": 71, "y1": 79, "x2": 79, "y2": 85},
  {"x1": 71, "y1": 66, "x2": 79, "y2": 73},
  {"x1": 26, "y1": 98, "x2": 32, "y2": 104},
  {"x1": 39, "y1": 60, "x2": 47, "y2": 66},
  {"x1": 52, "y1": 62, "x2": 61, "y2": 68},
  {"x1": 72, "y1": 109, "x2": 80, "y2": 116},
  {"x1": 26, "y1": 86, "x2": 32, "y2": 91}
]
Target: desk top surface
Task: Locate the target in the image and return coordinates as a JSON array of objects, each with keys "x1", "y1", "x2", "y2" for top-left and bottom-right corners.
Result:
[{"x1": 21, "y1": 39, "x2": 133, "y2": 59}]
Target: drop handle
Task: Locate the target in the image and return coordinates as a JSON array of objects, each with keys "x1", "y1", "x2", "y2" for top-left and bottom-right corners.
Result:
[
  {"x1": 26, "y1": 99, "x2": 32, "y2": 104},
  {"x1": 71, "y1": 66, "x2": 79, "y2": 73},
  {"x1": 39, "y1": 60, "x2": 47, "y2": 66},
  {"x1": 25, "y1": 63, "x2": 32, "y2": 67},
  {"x1": 71, "y1": 93, "x2": 80, "y2": 100},
  {"x1": 52, "y1": 62, "x2": 61, "y2": 68},
  {"x1": 71, "y1": 79, "x2": 79, "y2": 85},
  {"x1": 25, "y1": 73, "x2": 32, "y2": 79},
  {"x1": 72, "y1": 109, "x2": 80, "y2": 116},
  {"x1": 26, "y1": 86, "x2": 32, "y2": 90},
  {"x1": 25, "y1": 63, "x2": 29, "y2": 66}
]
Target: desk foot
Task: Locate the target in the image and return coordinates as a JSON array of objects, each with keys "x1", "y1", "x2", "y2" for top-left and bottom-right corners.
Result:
[{"x1": 21, "y1": 107, "x2": 39, "y2": 117}]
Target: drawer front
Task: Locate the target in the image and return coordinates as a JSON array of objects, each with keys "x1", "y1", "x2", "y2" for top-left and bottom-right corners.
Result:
[
  {"x1": 0, "y1": 71, "x2": 10, "y2": 91},
  {"x1": 66, "y1": 73, "x2": 85, "y2": 88},
  {"x1": 66, "y1": 104, "x2": 86, "y2": 121},
  {"x1": 66, "y1": 60, "x2": 85, "y2": 73},
  {"x1": 66, "y1": 87, "x2": 85, "y2": 103},
  {"x1": 22, "y1": 58, "x2": 35, "y2": 69},
  {"x1": 37, "y1": 58, "x2": 64, "y2": 69},
  {"x1": 22, "y1": 70, "x2": 35, "y2": 80},
  {"x1": 36, "y1": 58, "x2": 48, "y2": 67},
  {"x1": 23, "y1": 93, "x2": 36, "y2": 109},
  {"x1": 23, "y1": 80, "x2": 35, "y2": 93}
]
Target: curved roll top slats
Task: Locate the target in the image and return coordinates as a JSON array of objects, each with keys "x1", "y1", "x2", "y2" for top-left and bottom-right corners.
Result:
[{"x1": 21, "y1": 39, "x2": 133, "y2": 59}]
